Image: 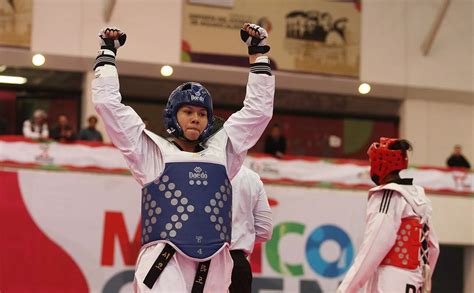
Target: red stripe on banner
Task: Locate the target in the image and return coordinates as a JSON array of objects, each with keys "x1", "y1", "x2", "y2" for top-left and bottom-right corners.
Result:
[
  {"x1": 0, "y1": 170, "x2": 89, "y2": 292},
  {"x1": 261, "y1": 178, "x2": 473, "y2": 197},
  {"x1": 249, "y1": 152, "x2": 473, "y2": 172},
  {"x1": 414, "y1": 165, "x2": 471, "y2": 172},
  {"x1": 330, "y1": 158, "x2": 370, "y2": 166},
  {"x1": 0, "y1": 135, "x2": 37, "y2": 142},
  {"x1": 0, "y1": 135, "x2": 116, "y2": 148},
  {"x1": 0, "y1": 161, "x2": 43, "y2": 169},
  {"x1": 60, "y1": 165, "x2": 130, "y2": 174},
  {"x1": 249, "y1": 152, "x2": 370, "y2": 165},
  {"x1": 0, "y1": 161, "x2": 130, "y2": 175},
  {"x1": 249, "y1": 152, "x2": 323, "y2": 162}
]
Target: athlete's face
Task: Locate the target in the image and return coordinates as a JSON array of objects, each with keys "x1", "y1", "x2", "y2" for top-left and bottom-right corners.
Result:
[{"x1": 177, "y1": 105, "x2": 208, "y2": 141}]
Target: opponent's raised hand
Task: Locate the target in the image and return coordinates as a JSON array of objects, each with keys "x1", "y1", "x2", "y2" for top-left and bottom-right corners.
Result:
[
  {"x1": 240, "y1": 23, "x2": 270, "y2": 55},
  {"x1": 98, "y1": 27, "x2": 127, "y2": 54}
]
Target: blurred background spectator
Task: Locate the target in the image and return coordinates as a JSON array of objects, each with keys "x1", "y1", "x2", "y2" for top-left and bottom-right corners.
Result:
[
  {"x1": 22, "y1": 109, "x2": 49, "y2": 140},
  {"x1": 264, "y1": 124, "x2": 287, "y2": 158},
  {"x1": 77, "y1": 115, "x2": 103, "y2": 142},
  {"x1": 447, "y1": 145, "x2": 471, "y2": 169},
  {"x1": 50, "y1": 114, "x2": 75, "y2": 143}
]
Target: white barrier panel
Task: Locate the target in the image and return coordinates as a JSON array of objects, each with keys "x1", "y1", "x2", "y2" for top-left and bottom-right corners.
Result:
[
  {"x1": 244, "y1": 156, "x2": 474, "y2": 195},
  {"x1": 0, "y1": 137, "x2": 126, "y2": 170},
  {"x1": 251, "y1": 184, "x2": 367, "y2": 292},
  {"x1": 0, "y1": 169, "x2": 140, "y2": 292},
  {"x1": 1, "y1": 136, "x2": 472, "y2": 195}
]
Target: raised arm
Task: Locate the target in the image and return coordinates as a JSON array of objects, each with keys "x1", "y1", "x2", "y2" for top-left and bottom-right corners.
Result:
[
  {"x1": 92, "y1": 28, "x2": 163, "y2": 185},
  {"x1": 224, "y1": 23, "x2": 275, "y2": 178}
]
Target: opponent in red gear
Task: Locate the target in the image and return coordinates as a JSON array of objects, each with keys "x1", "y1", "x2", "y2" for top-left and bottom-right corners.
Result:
[{"x1": 338, "y1": 138, "x2": 440, "y2": 293}]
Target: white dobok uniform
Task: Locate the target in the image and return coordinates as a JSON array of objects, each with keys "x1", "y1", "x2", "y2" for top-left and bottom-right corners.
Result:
[
  {"x1": 338, "y1": 182, "x2": 440, "y2": 293},
  {"x1": 230, "y1": 166, "x2": 273, "y2": 255},
  {"x1": 92, "y1": 62, "x2": 275, "y2": 292}
]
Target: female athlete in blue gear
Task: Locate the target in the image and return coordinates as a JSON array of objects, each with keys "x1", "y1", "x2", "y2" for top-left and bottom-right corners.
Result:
[{"x1": 92, "y1": 23, "x2": 274, "y2": 292}]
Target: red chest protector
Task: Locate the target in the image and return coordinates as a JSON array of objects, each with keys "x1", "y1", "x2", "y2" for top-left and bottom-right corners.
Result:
[{"x1": 381, "y1": 217, "x2": 422, "y2": 269}]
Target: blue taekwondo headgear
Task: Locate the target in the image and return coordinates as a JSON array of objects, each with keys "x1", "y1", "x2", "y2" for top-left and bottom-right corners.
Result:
[{"x1": 163, "y1": 82, "x2": 214, "y2": 142}]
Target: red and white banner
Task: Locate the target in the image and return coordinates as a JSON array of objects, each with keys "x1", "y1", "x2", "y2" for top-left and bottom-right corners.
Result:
[
  {"x1": 0, "y1": 168, "x2": 370, "y2": 292},
  {"x1": 1, "y1": 136, "x2": 472, "y2": 195},
  {"x1": 0, "y1": 169, "x2": 140, "y2": 292},
  {"x1": 245, "y1": 155, "x2": 474, "y2": 195},
  {"x1": 0, "y1": 136, "x2": 126, "y2": 172}
]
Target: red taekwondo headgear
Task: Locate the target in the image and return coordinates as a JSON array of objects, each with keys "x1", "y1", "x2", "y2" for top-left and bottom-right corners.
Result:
[{"x1": 367, "y1": 137, "x2": 408, "y2": 185}]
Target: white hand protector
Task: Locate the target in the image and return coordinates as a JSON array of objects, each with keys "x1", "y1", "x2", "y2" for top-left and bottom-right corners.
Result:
[
  {"x1": 98, "y1": 27, "x2": 127, "y2": 54},
  {"x1": 240, "y1": 23, "x2": 270, "y2": 54},
  {"x1": 94, "y1": 27, "x2": 127, "y2": 70}
]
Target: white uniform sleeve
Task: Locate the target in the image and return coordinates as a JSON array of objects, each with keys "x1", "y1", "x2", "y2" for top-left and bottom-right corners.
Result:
[
  {"x1": 92, "y1": 65, "x2": 163, "y2": 186},
  {"x1": 224, "y1": 72, "x2": 275, "y2": 179},
  {"x1": 253, "y1": 178, "x2": 273, "y2": 243},
  {"x1": 427, "y1": 222, "x2": 440, "y2": 273},
  {"x1": 337, "y1": 190, "x2": 405, "y2": 293}
]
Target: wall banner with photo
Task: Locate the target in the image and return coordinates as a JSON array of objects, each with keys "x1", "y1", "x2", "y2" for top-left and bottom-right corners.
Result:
[
  {"x1": 0, "y1": 0, "x2": 32, "y2": 47},
  {"x1": 182, "y1": 0, "x2": 361, "y2": 77}
]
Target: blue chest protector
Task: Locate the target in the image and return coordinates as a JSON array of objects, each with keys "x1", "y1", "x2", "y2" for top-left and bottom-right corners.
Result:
[{"x1": 141, "y1": 162, "x2": 232, "y2": 259}]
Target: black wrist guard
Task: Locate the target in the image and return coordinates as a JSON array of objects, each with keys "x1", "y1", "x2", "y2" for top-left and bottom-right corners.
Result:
[
  {"x1": 100, "y1": 45, "x2": 117, "y2": 55},
  {"x1": 248, "y1": 45, "x2": 270, "y2": 55}
]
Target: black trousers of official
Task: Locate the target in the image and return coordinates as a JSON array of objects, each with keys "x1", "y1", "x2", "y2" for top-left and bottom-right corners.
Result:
[{"x1": 229, "y1": 250, "x2": 253, "y2": 293}]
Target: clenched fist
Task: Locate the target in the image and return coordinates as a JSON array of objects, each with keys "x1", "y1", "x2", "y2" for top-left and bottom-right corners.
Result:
[
  {"x1": 240, "y1": 23, "x2": 270, "y2": 55},
  {"x1": 98, "y1": 27, "x2": 127, "y2": 54}
]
